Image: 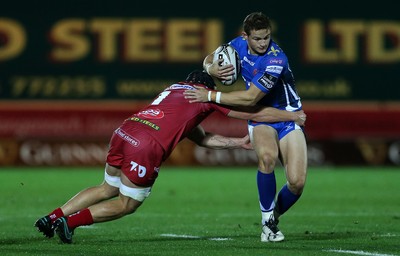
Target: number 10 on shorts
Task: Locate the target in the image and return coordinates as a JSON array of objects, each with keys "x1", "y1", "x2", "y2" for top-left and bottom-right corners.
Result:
[{"x1": 130, "y1": 161, "x2": 147, "y2": 177}]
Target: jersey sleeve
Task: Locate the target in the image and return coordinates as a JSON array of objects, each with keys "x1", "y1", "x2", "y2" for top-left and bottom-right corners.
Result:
[
  {"x1": 251, "y1": 72, "x2": 279, "y2": 93},
  {"x1": 210, "y1": 102, "x2": 231, "y2": 116},
  {"x1": 229, "y1": 36, "x2": 242, "y2": 49},
  {"x1": 251, "y1": 55, "x2": 287, "y2": 93}
]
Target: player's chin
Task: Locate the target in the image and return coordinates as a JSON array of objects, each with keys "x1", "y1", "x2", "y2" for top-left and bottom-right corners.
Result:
[{"x1": 256, "y1": 48, "x2": 267, "y2": 54}]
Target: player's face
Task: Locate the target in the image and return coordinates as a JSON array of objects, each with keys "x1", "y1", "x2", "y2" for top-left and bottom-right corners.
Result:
[{"x1": 244, "y1": 29, "x2": 271, "y2": 55}]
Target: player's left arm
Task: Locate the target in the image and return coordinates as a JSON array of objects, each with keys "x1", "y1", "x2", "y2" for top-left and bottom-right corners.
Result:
[
  {"x1": 187, "y1": 125, "x2": 252, "y2": 150},
  {"x1": 184, "y1": 83, "x2": 264, "y2": 106},
  {"x1": 227, "y1": 107, "x2": 306, "y2": 126}
]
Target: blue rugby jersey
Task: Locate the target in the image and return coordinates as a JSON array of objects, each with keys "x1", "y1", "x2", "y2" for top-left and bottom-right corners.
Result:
[{"x1": 229, "y1": 36, "x2": 302, "y2": 112}]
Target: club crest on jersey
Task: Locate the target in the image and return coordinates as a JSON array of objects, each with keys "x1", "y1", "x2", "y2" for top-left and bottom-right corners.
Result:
[
  {"x1": 267, "y1": 46, "x2": 280, "y2": 56},
  {"x1": 137, "y1": 108, "x2": 164, "y2": 119}
]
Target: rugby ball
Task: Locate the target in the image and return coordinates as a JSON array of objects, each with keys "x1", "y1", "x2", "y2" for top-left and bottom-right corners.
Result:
[{"x1": 212, "y1": 44, "x2": 241, "y2": 86}]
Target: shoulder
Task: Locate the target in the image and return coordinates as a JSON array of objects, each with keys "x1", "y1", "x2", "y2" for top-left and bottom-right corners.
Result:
[
  {"x1": 267, "y1": 41, "x2": 288, "y2": 62},
  {"x1": 229, "y1": 36, "x2": 247, "y2": 51},
  {"x1": 260, "y1": 41, "x2": 288, "y2": 68}
]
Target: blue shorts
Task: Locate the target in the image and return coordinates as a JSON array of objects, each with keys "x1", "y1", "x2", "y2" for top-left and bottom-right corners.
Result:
[{"x1": 248, "y1": 121, "x2": 303, "y2": 140}]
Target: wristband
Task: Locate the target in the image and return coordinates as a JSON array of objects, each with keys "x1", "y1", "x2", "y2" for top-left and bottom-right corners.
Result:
[
  {"x1": 215, "y1": 92, "x2": 222, "y2": 104},
  {"x1": 207, "y1": 91, "x2": 212, "y2": 102}
]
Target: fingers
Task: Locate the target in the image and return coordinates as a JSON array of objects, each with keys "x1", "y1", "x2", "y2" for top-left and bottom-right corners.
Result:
[
  {"x1": 212, "y1": 61, "x2": 234, "y2": 79},
  {"x1": 218, "y1": 66, "x2": 235, "y2": 79},
  {"x1": 183, "y1": 90, "x2": 197, "y2": 99},
  {"x1": 183, "y1": 89, "x2": 207, "y2": 102}
]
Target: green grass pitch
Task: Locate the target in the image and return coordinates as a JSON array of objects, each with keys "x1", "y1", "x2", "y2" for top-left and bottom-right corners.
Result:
[{"x1": 0, "y1": 166, "x2": 399, "y2": 256}]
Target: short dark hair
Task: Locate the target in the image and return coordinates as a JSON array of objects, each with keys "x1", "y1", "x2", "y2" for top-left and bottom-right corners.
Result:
[
  {"x1": 243, "y1": 12, "x2": 272, "y2": 35},
  {"x1": 184, "y1": 70, "x2": 216, "y2": 89}
]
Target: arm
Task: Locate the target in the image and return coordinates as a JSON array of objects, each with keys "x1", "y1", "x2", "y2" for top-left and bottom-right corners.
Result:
[
  {"x1": 187, "y1": 125, "x2": 252, "y2": 150},
  {"x1": 195, "y1": 48, "x2": 263, "y2": 106},
  {"x1": 227, "y1": 107, "x2": 307, "y2": 126},
  {"x1": 184, "y1": 83, "x2": 265, "y2": 106}
]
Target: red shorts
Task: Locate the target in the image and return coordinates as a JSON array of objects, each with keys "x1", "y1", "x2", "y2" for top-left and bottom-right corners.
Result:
[{"x1": 106, "y1": 122, "x2": 164, "y2": 187}]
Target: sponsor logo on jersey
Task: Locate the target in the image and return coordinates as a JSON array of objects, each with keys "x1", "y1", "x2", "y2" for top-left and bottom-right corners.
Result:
[
  {"x1": 258, "y1": 73, "x2": 278, "y2": 90},
  {"x1": 265, "y1": 65, "x2": 283, "y2": 74},
  {"x1": 267, "y1": 46, "x2": 280, "y2": 56},
  {"x1": 243, "y1": 56, "x2": 255, "y2": 66},
  {"x1": 115, "y1": 128, "x2": 140, "y2": 147},
  {"x1": 128, "y1": 117, "x2": 160, "y2": 130},
  {"x1": 269, "y1": 58, "x2": 283, "y2": 64},
  {"x1": 137, "y1": 108, "x2": 164, "y2": 119},
  {"x1": 167, "y1": 84, "x2": 195, "y2": 90}
]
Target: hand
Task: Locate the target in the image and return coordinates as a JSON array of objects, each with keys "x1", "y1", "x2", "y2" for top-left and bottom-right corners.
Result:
[
  {"x1": 294, "y1": 110, "x2": 306, "y2": 126},
  {"x1": 184, "y1": 85, "x2": 210, "y2": 103},
  {"x1": 206, "y1": 59, "x2": 235, "y2": 81},
  {"x1": 240, "y1": 134, "x2": 253, "y2": 150},
  {"x1": 208, "y1": 58, "x2": 236, "y2": 81}
]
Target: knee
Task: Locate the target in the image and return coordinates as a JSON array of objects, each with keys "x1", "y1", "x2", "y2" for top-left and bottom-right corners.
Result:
[
  {"x1": 121, "y1": 199, "x2": 141, "y2": 216},
  {"x1": 124, "y1": 206, "x2": 138, "y2": 215},
  {"x1": 258, "y1": 153, "x2": 277, "y2": 172},
  {"x1": 287, "y1": 178, "x2": 306, "y2": 195},
  {"x1": 99, "y1": 182, "x2": 120, "y2": 198}
]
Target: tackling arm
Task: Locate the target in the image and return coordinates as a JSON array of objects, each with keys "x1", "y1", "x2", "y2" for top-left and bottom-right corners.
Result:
[
  {"x1": 184, "y1": 83, "x2": 265, "y2": 106},
  {"x1": 187, "y1": 125, "x2": 252, "y2": 150},
  {"x1": 227, "y1": 107, "x2": 306, "y2": 126}
]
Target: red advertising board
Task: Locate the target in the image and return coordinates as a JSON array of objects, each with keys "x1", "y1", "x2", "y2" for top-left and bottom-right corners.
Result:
[{"x1": 0, "y1": 101, "x2": 399, "y2": 166}]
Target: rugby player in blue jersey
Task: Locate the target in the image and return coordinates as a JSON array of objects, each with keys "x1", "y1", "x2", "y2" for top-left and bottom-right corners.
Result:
[{"x1": 184, "y1": 12, "x2": 307, "y2": 242}]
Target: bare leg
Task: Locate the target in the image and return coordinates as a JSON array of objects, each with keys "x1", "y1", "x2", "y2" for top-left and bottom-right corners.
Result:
[
  {"x1": 274, "y1": 129, "x2": 307, "y2": 219},
  {"x1": 51, "y1": 167, "x2": 148, "y2": 244},
  {"x1": 76, "y1": 170, "x2": 145, "y2": 223},
  {"x1": 88, "y1": 193, "x2": 142, "y2": 223},
  {"x1": 60, "y1": 164, "x2": 120, "y2": 216},
  {"x1": 279, "y1": 129, "x2": 307, "y2": 195}
]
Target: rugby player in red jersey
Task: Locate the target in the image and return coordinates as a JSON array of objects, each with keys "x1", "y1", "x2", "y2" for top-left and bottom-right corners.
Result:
[{"x1": 34, "y1": 70, "x2": 306, "y2": 244}]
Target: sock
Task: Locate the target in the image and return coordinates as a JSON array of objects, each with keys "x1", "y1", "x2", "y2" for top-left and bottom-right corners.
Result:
[
  {"x1": 48, "y1": 208, "x2": 64, "y2": 224},
  {"x1": 275, "y1": 184, "x2": 301, "y2": 219},
  {"x1": 257, "y1": 171, "x2": 276, "y2": 223},
  {"x1": 66, "y1": 208, "x2": 94, "y2": 229}
]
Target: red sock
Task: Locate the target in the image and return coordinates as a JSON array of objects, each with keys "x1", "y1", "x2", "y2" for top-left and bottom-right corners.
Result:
[
  {"x1": 48, "y1": 208, "x2": 64, "y2": 223},
  {"x1": 67, "y1": 208, "x2": 94, "y2": 229}
]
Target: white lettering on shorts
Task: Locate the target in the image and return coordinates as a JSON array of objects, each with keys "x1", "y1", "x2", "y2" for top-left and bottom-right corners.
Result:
[
  {"x1": 115, "y1": 128, "x2": 140, "y2": 147},
  {"x1": 130, "y1": 160, "x2": 147, "y2": 178}
]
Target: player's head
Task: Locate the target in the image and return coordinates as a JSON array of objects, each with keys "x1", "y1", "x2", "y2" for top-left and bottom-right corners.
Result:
[
  {"x1": 184, "y1": 70, "x2": 216, "y2": 89},
  {"x1": 243, "y1": 12, "x2": 272, "y2": 55},
  {"x1": 243, "y1": 12, "x2": 271, "y2": 36}
]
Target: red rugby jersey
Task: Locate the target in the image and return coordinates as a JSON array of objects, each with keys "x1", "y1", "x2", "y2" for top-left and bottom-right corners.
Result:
[{"x1": 126, "y1": 83, "x2": 231, "y2": 160}]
